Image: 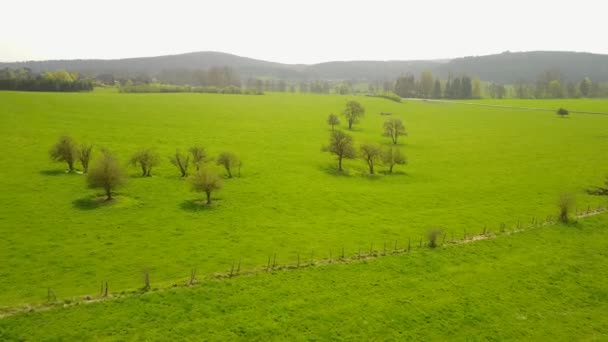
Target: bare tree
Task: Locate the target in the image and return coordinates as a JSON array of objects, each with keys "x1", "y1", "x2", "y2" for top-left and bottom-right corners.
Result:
[
  {"x1": 342, "y1": 100, "x2": 365, "y2": 130},
  {"x1": 170, "y1": 150, "x2": 190, "y2": 177},
  {"x1": 360, "y1": 143, "x2": 383, "y2": 174},
  {"x1": 189, "y1": 146, "x2": 207, "y2": 171},
  {"x1": 87, "y1": 150, "x2": 126, "y2": 201},
  {"x1": 383, "y1": 119, "x2": 407, "y2": 144},
  {"x1": 130, "y1": 148, "x2": 160, "y2": 177},
  {"x1": 324, "y1": 130, "x2": 356, "y2": 171},
  {"x1": 382, "y1": 146, "x2": 407, "y2": 173},
  {"x1": 216, "y1": 152, "x2": 239, "y2": 178},
  {"x1": 50, "y1": 135, "x2": 77, "y2": 172},
  {"x1": 189, "y1": 168, "x2": 223, "y2": 205},
  {"x1": 327, "y1": 113, "x2": 340, "y2": 131},
  {"x1": 78, "y1": 143, "x2": 93, "y2": 173}
]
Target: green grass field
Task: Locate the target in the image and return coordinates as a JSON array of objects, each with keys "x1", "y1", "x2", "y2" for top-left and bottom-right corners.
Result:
[
  {"x1": 1, "y1": 213, "x2": 607, "y2": 340},
  {"x1": 1, "y1": 91, "x2": 608, "y2": 309}
]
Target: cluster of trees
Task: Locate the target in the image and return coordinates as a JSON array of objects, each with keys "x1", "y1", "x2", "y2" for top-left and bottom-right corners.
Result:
[
  {"x1": 244, "y1": 78, "x2": 357, "y2": 95},
  {"x1": 0, "y1": 68, "x2": 94, "y2": 92},
  {"x1": 511, "y1": 72, "x2": 608, "y2": 99},
  {"x1": 392, "y1": 71, "x2": 480, "y2": 99},
  {"x1": 156, "y1": 67, "x2": 240, "y2": 88},
  {"x1": 386, "y1": 68, "x2": 608, "y2": 100},
  {"x1": 49, "y1": 136, "x2": 240, "y2": 205},
  {"x1": 118, "y1": 82, "x2": 263, "y2": 95},
  {"x1": 324, "y1": 101, "x2": 408, "y2": 174}
]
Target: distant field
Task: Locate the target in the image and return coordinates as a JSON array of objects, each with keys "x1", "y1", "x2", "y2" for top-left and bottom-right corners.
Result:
[
  {"x1": 472, "y1": 98, "x2": 608, "y2": 113},
  {"x1": 1, "y1": 91, "x2": 608, "y2": 306},
  {"x1": 1, "y1": 214, "x2": 607, "y2": 340}
]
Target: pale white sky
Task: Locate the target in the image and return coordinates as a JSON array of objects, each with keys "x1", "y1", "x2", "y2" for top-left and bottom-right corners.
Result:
[{"x1": 0, "y1": 0, "x2": 605, "y2": 64}]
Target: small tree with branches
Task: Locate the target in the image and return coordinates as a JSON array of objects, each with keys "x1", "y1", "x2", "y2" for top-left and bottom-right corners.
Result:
[
  {"x1": 170, "y1": 150, "x2": 190, "y2": 177},
  {"x1": 327, "y1": 113, "x2": 340, "y2": 131},
  {"x1": 342, "y1": 100, "x2": 365, "y2": 130},
  {"x1": 324, "y1": 130, "x2": 356, "y2": 171},
  {"x1": 78, "y1": 143, "x2": 93, "y2": 173},
  {"x1": 217, "y1": 152, "x2": 240, "y2": 178},
  {"x1": 50, "y1": 135, "x2": 77, "y2": 172},
  {"x1": 189, "y1": 168, "x2": 223, "y2": 205},
  {"x1": 383, "y1": 119, "x2": 407, "y2": 144},
  {"x1": 130, "y1": 148, "x2": 160, "y2": 177},
  {"x1": 360, "y1": 143, "x2": 383, "y2": 174},
  {"x1": 189, "y1": 146, "x2": 208, "y2": 171},
  {"x1": 382, "y1": 146, "x2": 407, "y2": 173}
]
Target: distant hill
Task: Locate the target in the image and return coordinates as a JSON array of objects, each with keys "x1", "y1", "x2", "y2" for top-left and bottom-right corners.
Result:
[
  {"x1": 436, "y1": 51, "x2": 608, "y2": 83},
  {"x1": 2, "y1": 51, "x2": 608, "y2": 83}
]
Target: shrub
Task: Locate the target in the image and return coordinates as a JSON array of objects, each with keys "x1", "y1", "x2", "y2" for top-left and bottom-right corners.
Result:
[
  {"x1": 427, "y1": 229, "x2": 443, "y2": 248},
  {"x1": 87, "y1": 150, "x2": 126, "y2": 200},
  {"x1": 557, "y1": 108, "x2": 569, "y2": 117},
  {"x1": 558, "y1": 193, "x2": 575, "y2": 223}
]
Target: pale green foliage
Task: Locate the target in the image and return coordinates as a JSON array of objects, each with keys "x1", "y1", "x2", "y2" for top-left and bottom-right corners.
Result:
[
  {"x1": 420, "y1": 70, "x2": 434, "y2": 98},
  {"x1": 86, "y1": 150, "x2": 126, "y2": 200},
  {"x1": 43, "y1": 70, "x2": 78, "y2": 82},
  {"x1": 50, "y1": 135, "x2": 77, "y2": 172},
  {"x1": 383, "y1": 119, "x2": 407, "y2": 144},
  {"x1": 189, "y1": 168, "x2": 223, "y2": 204},
  {"x1": 382, "y1": 147, "x2": 407, "y2": 173}
]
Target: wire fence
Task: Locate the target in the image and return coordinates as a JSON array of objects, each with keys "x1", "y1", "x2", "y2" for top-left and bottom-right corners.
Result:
[{"x1": 2, "y1": 205, "x2": 606, "y2": 319}]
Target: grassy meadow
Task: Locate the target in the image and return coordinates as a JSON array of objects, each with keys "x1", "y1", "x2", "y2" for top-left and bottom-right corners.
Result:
[
  {"x1": 1, "y1": 214, "x2": 607, "y2": 340},
  {"x1": 1, "y1": 91, "x2": 608, "y2": 308}
]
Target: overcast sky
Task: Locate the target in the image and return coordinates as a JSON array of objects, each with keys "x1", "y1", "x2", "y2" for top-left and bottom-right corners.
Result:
[{"x1": 1, "y1": 0, "x2": 605, "y2": 64}]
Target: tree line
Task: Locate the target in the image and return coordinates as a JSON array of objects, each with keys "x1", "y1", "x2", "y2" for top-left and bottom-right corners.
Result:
[
  {"x1": 49, "y1": 136, "x2": 241, "y2": 205},
  {"x1": 324, "y1": 101, "x2": 407, "y2": 174},
  {"x1": 0, "y1": 68, "x2": 94, "y2": 92},
  {"x1": 384, "y1": 69, "x2": 608, "y2": 100}
]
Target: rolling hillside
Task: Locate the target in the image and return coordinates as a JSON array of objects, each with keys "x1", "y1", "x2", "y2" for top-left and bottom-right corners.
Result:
[{"x1": 2, "y1": 51, "x2": 608, "y2": 83}]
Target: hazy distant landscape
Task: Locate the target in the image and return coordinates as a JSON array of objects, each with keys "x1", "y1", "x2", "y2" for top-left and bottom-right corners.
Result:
[{"x1": 1, "y1": 0, "x2": 608, "y2": 340}]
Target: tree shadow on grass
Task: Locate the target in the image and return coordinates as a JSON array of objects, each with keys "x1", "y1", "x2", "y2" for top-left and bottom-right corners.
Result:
[
  {"x1": 378, "y1": 170, "x2": 408, "y2": 176},
  {"x1": 72, "y1": 193, "x2": 136, "y2": 210},
  {"x1": 72, "y1": 196, "x2": 111, "y2": 210},
  {"x1": 39, "y1": 169, "x2": 77, "y2": 176},
  {"x1": 359, "y1": 173, "x2": 383, "y2": 180},
  {"x1": 180, "y1": 199, "x2": 219, "y2": 212},
  {"x1": 561, "y1": 220, "x2": 581, "y2": 229},
  {"x1": 317, "y1": 164, "x2": 352, "y2": 177}
]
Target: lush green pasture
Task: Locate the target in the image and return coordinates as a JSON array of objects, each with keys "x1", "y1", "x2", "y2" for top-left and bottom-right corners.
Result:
[
  {"x1": 1, "y1": 92, "x2": 607, "y2": 306},
  {"x1": 1, "y1": 214, "x2": 607, "y2": 341}
]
